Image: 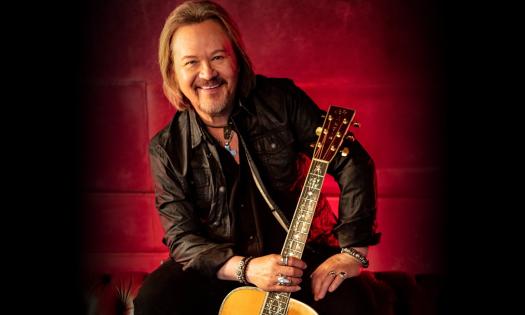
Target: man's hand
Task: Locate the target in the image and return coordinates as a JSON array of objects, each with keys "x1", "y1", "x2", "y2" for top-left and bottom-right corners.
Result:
[
  {"x1": 245, "y1": 254, "x2": 307, "y2": 293},
  {"x1": 310, "y1": 253, "x2": 362, "y2": 301}
]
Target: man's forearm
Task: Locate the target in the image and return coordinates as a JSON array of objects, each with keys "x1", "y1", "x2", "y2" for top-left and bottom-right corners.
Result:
[{"x1": 217, "y1": 255, "x2": 244, "y2": 281}]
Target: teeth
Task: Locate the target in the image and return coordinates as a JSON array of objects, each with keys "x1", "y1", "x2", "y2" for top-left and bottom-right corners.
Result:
[{"x1": 201, "y1": 84, "x2": 220, "y2": 90}]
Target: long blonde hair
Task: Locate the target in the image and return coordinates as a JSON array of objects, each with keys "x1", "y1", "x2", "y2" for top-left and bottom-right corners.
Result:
[{"x1": 159, "y1": 0, "x2": 255, "y2": 110}]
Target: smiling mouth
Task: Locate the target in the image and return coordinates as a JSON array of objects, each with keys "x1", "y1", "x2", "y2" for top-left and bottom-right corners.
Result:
[{"x1": 199, "y1": 83, "x2": 222, "y2": 90}]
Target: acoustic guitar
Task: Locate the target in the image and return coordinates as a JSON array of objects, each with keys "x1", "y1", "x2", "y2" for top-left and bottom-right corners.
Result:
[{"x1": 219, "y1": 105, "x2": 357, "y2": 315}]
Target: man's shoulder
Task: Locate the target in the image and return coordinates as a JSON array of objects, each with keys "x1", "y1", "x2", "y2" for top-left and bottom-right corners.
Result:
[
  {"x1": 250, "y1": 75, "x2": 308, "y2": 109},
  {"x1": 254, "y1": 74, "x2": 297, "y2": 92},
  {"x1": 149, "y1": 110, "x2": 187, "y2": 153}
]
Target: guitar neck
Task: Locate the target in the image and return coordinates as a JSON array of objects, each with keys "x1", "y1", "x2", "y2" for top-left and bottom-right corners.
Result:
[
  {"x1": 259, "y1": 105, "x2": 355, "y2": 315},
  {"x1": 281, "y1": 158, "x2": 329, "y2": 259},
  {"x1": 260, "y1": 292, "x2": 293, "y2": 315},
  {"x1": 260, "y1": 159, "x2": 329, "y2": 315}
]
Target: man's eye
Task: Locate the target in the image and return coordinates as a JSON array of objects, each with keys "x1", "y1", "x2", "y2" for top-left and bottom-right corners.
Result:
[
  {"x1": 185, "y1": 60, "x2": 197, "y2": 66},
  {"x1": 212, "y1": 55, "x2": 224, "y2": 61}
]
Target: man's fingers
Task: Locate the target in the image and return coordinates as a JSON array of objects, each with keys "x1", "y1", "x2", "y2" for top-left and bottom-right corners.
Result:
[
  {"x1": 328, "y1": 274, "x2": 344, "y2": 292},
  {"x1": 310, "y1": 268, "x2": 323, "y2": 298},
  {"x1": 280, "y1": 266, "x2": 303, "y2": 278},
  {"x1": 273, "y1": 285, "x2": 302, "y2": 293},
  {"x1": 271, "y1": 276, "x2": 302, "y2": 292},
  {"x1": 314, "y1": 271, "x2": 337, "y2": 301},
  {"x1": 281, "y1": 256, "x2": 307, "y2": 269}
]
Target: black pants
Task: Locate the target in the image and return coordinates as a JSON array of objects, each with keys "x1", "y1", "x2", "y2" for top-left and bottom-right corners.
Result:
[{"x1": 134, "y1": 253, "x2": 382, "y2": 315}]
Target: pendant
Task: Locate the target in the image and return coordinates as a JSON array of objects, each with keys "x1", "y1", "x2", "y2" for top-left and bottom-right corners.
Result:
[
  {"x1": 223, "y1": 126, "x2": 237, "y2": 157},
  {"x1": 224, "y1": 144, "x2": 237, "y2": 157}
]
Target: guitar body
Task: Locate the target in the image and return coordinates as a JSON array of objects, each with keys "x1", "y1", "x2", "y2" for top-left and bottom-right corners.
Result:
[{"x1": 219, "y1": 287, "x2": 318, "y2": 315}]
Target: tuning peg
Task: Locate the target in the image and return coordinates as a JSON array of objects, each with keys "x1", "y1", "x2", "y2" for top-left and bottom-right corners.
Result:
[
  {"x1": 340, "y1": 147, "x2": 350, "y2": 157},
  {"x1": 346, "y1": 133, "x2": 355, "y2": 142},
  {"x1": 352, "y1": 121, "x2": 361, "y2": 128},
  {"x1": 315, "y1": 127, "x2": 323, "y2": 136},
  {"x1": 309, "y1": 142, "x2": 316, "y2": 148}
]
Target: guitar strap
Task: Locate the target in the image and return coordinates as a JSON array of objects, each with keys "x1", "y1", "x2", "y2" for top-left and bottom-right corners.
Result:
[{"x1": 234, "y1": 123, "x2": 290, "y2": 233}]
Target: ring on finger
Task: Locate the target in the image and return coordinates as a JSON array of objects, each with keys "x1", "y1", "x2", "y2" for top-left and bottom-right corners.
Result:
[
  {"x1": 277, "y1": 274, "x2": 292, "y2": 286},
  {"x1": 338, "y1": 271, "x2": 347, "y2": 279},
  {"x1": 328, "y1": 270, "x2": 337, "y2": 277}
]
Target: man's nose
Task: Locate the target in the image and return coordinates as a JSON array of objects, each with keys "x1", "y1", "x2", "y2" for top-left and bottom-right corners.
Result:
[{"x1": 199, "y1": 61, "x2": 217, "y2": 80}]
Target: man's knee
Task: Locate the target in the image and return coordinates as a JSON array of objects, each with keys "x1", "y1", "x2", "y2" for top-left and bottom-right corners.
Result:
[
  {"x1": 133, "y1": 276, "x2": 170, "y2": 315},
  {"x1": 313, "y1": 275, "x2": 380, "y2": 315},
  {"x1": 133, "y1": 260, "x2": 186, "y2": 314},
  {"x1": 133, "y1": 289, "x2": 153, "y2": 314},
  {"x1": 133, "y1": 260, "x2": 228, "y2": 315}
]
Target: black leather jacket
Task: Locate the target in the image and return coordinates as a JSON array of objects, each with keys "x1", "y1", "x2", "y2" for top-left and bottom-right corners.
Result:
[{"x1": 149, "y1": 75, "x2": 380, "y2": 277}]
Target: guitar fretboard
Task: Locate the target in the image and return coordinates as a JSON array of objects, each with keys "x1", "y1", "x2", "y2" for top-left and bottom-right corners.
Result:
[
  {"x1": 260, "y1": 159, "x2": 329, "y2": 315},
  {"x1": 260, "y1": 292, "x2": 292, "y2": 315},
  {"x1": 282, "y1": 159, "x2": 328, "y2": 259}
]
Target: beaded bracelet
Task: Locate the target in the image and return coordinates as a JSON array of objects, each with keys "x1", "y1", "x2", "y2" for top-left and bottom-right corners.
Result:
[
  {"x1": 235, "y1": 256, "x2": 253, "y2": 284},
  {"x1": 341, "y1": 247, "x2": 369, "y2": 268}
]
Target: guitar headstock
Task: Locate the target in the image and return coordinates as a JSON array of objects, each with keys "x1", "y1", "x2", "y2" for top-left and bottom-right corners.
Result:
[{"x1": 313, "y1": 106, "x2": 356, "y2": 162}]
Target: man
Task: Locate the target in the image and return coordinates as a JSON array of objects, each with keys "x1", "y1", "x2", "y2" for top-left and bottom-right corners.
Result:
[{"x1": 134, "y1": 1, "x2": 380, "y2": 314}]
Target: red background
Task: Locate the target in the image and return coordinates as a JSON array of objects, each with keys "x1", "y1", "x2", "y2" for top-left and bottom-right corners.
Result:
[{"x1": 82, "y1": 0, "x2": 446, "y2": 275}]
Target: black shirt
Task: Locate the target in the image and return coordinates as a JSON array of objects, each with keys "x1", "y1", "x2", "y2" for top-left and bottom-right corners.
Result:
[{"x1": 216, "y1": 135, "x2": 287, "y2": 258}]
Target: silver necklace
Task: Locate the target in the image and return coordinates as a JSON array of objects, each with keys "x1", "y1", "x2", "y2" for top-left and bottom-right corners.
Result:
[
  {"x1": 205, "y1": 123, "x2": 237, "y2": 157},
  {"x1": 223, "y1": 126, "x2": 237, "y2": 157}
]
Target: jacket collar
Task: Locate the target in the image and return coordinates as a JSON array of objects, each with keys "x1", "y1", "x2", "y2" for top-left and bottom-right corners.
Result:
[
  {"x1": 236, "y1": 97, "x2": 255, "y2": 116},
  {"x1": 188, "y1": 108, "x2": 205, "y2": 149},
  {"x1": 187, "y1": 99, "x2": 254, "y2": 149}
]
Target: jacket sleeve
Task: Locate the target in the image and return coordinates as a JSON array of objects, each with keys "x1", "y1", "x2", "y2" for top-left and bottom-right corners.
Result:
[
  {"x1": 149, "y1": 141, "x2": 235, "y2": 278},
  {"x1": 284, "y1": 79, "x2": 381, "y2": 247}
]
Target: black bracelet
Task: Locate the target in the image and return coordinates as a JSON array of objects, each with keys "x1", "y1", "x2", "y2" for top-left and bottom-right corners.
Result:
[
  {"x1": 341, "y1": 247, "x2": 369, "y2": 268},
  {"x1": 235, "y1": 256, "x2": 253, "y2": 284}
]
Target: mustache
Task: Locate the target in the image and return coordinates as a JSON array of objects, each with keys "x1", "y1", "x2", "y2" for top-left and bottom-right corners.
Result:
[{"x1": 194, "y1": 76, "x2": 226, "y2": 89}]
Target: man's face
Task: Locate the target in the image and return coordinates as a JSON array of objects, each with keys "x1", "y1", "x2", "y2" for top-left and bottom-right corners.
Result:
[{"x1": 172, "y1": 20, "x2": 239, "y2": 118}]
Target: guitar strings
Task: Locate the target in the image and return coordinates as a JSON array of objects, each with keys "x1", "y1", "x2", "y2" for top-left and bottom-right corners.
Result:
[{"x1": 324, "y1": 120, "x2": 348, "y2": 161}]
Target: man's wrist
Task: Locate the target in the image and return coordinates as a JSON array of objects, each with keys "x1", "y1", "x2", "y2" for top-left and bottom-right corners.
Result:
[
  {"x1": 235, "y1": 256, "x2": 253, "y2": 284},
  {"x1": 341, "y1": 247, "x2": 369, "y2": 268}
]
